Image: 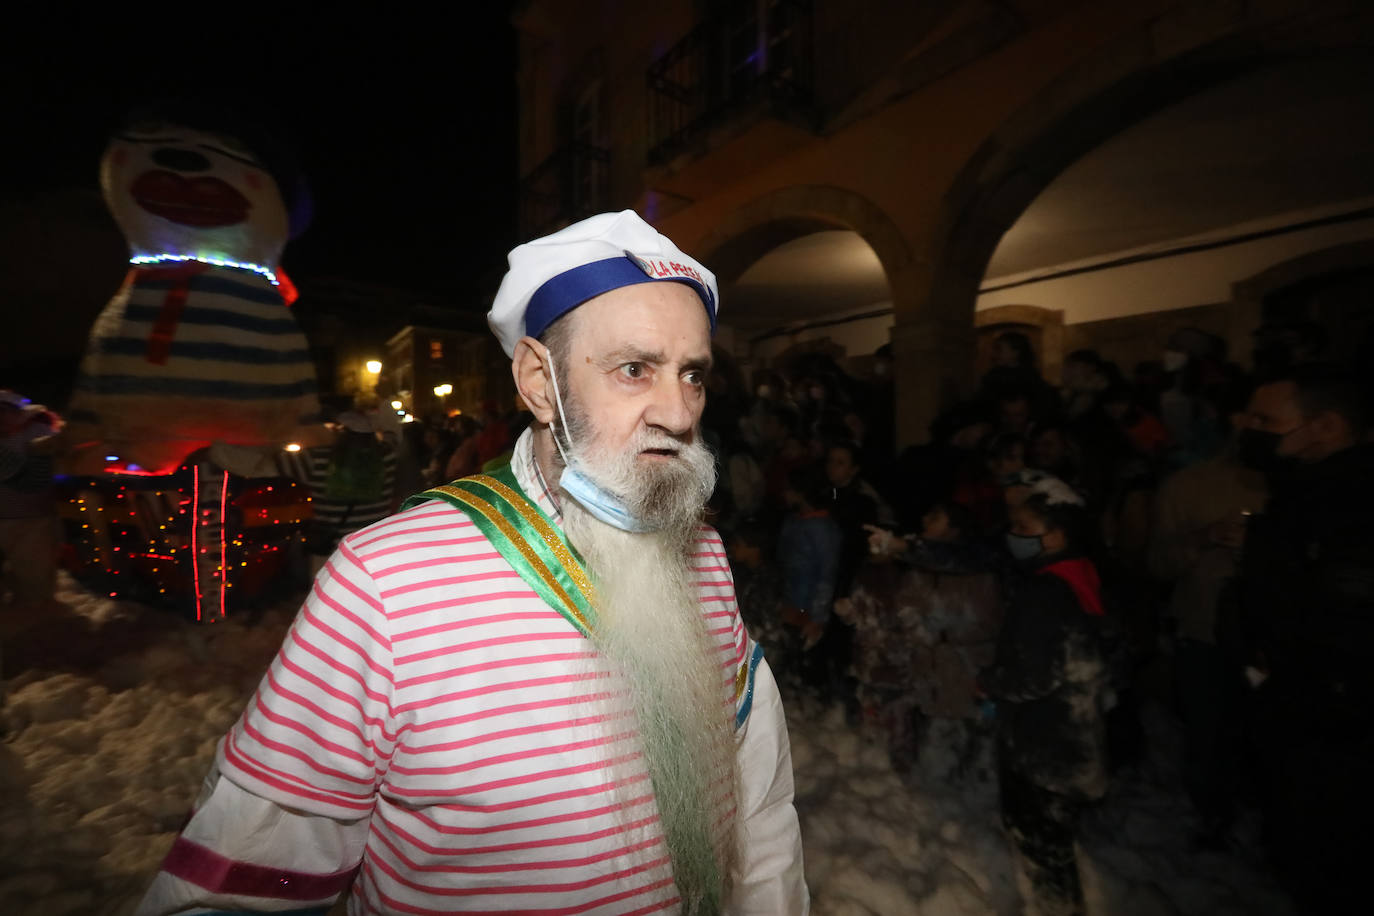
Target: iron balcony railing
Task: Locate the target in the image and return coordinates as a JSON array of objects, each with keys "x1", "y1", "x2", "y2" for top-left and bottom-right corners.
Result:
[
  {"x1": 647, "y1": 0, "x2": 814, "y2": 166},
  {"x1": 518, "y1": 142, "x2": 611, "y2": 238}
]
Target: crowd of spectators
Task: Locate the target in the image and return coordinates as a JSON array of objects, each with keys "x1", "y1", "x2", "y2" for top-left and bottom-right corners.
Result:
[
  {"x1": 701, "y1": 321, "x2": 1372, "y2": 916},
  {"x1": 4, "y1": 311, "x2": 1368, "y2": 914}
]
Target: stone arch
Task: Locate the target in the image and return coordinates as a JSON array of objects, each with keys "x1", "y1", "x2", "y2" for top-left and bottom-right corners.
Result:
[
  {"x1": 901, "y1": 1, "x2": 1374, "y2": 442},
  {"x1": 1232, "y1": 238, "x2": 1374, "y2": 307},
  {"x1": 1230, "y1": 238, "x2": 1374, "y2": 362},
  {"x1": 695, "y1": 184, "x2": 912, "y2": 296}
]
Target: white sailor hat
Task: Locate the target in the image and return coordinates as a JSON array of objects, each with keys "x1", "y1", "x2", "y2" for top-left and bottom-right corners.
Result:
[{"x1": 487, "y1": 210, "x2": 718, "y2": 357}]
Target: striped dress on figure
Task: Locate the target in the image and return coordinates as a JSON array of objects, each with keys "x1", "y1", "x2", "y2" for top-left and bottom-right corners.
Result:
[
  {"x1": 278, "y1": 438, "x2": 399, "y2": 554},
  {"x1": 136, "y1": 429, "x2": 808, "y2": 915},
  {"x1": 64, "y1": 262, "x2": 326, "y2": 476}
]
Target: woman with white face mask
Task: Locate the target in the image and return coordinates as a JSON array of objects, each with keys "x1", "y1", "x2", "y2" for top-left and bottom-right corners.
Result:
[{"x1": 1158, "y1": 328, "x2": 1229, "y2": 469}]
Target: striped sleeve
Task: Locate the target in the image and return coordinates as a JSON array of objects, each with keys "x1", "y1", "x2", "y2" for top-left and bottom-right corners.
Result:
[
  {"x1": 216, "y1": 537, "x2": 397, "y2": 819},
  {"x1": 134, "y1": 763, "x2": 364, "y2": 915},
  {"x1": 730, "y1": 657, "x2": 809, "y2": 913},
  {"x1": 696, "y1": 528, "x2": 809, "y2": 913}
]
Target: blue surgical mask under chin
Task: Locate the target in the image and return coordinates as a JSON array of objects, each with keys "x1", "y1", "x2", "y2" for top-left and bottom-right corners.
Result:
[
  {"x1": 557, "y1": 464, "x2": 655, "y2": 533},
  {"x1": 545, "y1": 351, "x2": 655, "y2": 534},
  {"x1": 1005, "y1": 531, "x2": 1044, "y2": 561}
]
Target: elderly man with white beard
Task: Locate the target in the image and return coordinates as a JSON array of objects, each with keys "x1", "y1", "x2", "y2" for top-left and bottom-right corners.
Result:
[{"x1": 136, "y1": 211, "x2": 808, "y2": 916}]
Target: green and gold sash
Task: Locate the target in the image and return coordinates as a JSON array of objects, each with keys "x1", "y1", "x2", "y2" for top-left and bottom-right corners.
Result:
[
  {"x1": 402, "y1": 465, "x2": 598, "y2": 638},
  {"x1": 408, "y1": 465, "x2": 728, "y2": 912}
]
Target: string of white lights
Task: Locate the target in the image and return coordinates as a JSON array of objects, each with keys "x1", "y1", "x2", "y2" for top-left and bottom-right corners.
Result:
[{"x1": 129, "y1": 253, "x2": 279, "y2": 285}]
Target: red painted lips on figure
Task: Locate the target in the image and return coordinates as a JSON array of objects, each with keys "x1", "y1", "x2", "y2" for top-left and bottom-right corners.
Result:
[{"x1": 129, "y1": 170, "x2": 250, "y2": 227}]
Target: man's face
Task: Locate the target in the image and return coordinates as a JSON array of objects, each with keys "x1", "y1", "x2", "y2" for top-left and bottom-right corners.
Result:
[
  {"x1": 999, "y1": 397, "x2": 1031, "y2": 432},
  {"x1": 921, "y1": 506, "x2": 953, "y2": 542},
  {"x1": 1032, "y1": 430, "x2": 1067, "y2": 469},
  {"x1": 1245, "y1": 381, "x2": 1306, "y2": 456},
  {"x1": 554, "y1": 282, "x2": 718, "y2": 533},
  {"x1": 825, "y1": 447, "x2": 857, "y2": 487},
  {"x1": 560, "y1": 280, "x2": 711, "y2": 458}
]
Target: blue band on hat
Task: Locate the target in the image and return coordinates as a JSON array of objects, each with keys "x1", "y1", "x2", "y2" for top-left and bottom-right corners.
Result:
[{"x1": 525, "y1": 256, "x2": 716, "y2": 341}]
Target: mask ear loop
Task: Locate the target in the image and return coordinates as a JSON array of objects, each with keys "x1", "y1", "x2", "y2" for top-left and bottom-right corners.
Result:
[{"x1": 542, "y1": 347, "x2": 575, "y2": 469}]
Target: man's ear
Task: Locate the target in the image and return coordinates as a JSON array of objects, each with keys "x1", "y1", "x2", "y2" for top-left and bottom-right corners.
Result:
[{"x1": 512, "y1": 337, "x2": 556, "y2": 425}]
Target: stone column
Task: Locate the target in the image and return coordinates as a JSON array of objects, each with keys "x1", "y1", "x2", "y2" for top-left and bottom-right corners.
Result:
[{"x1": 890, "y1": 310, "x2": 977, "y2": 449}]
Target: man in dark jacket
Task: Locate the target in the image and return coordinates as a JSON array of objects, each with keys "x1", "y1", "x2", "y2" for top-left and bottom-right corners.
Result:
[{"x1": 1237, "y1": 364, "x2": 1374, "y2": 913}]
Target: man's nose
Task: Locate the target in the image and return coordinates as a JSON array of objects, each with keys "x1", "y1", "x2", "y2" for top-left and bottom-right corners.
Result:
[{"x1": 646, "y1": 376, "x2": 695, "y2": 436}]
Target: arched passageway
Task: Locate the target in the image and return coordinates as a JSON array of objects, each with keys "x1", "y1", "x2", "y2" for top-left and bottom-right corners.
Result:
[{"x1": 906, "y1": 3, "x2": 1374, "y2": 444}]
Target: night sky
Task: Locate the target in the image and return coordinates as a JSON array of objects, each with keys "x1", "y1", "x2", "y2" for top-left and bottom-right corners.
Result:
[{"x1": 0, "y1": 11, "x2": 519, "y2": 300}]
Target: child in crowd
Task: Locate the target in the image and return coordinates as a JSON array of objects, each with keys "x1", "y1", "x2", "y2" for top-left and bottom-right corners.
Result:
[
  {"x1": 845, "y1": 500, "x2": 1004, "y2": 778},
  {"x1": 985, "y1": 432, "x2": 1027, "y2": 488},
  {"x1": 726, "y1": 519, "x2": 801, "y2": 689},
  {"x1": 979, "y1": 479, "x2": 1111, "y2": 916},
  {"x1": 777, "y1": 466, "x2": 844, "y2": 693}
]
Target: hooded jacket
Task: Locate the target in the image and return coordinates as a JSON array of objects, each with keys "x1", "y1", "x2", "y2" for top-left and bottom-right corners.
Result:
[{"x1": 981, "y1": 553, "x2": 1111, "y2": 799}]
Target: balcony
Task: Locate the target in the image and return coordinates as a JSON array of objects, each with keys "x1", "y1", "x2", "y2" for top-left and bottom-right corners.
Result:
[
  {"x1": 518, "y1": 143, "x2": 611, "y2": 239},
  {"x1": 647, "y1": 0, "x2": 815, "y2": 167}
]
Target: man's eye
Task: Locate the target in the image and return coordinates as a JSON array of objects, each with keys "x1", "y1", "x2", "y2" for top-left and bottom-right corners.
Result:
[
  {"x1": 620, "y1": 363, "x2": 646, "y2": 380},
  {"x1": 684, "y1": 371, "x2": 705, "y2": 387}
]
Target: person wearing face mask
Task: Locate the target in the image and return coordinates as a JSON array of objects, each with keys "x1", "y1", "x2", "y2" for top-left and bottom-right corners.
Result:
[
  {"x1": 740, "y1": 369, "x2": 786, "y2": 456},
  {"x1": 1159, "y1": 328, "x2": 1230, "y2": 469},
  {"x1": 979, "y1": 478, "x2": 1112, "y2": 916},
  {"x1": 1234, "y1": 363, "x2": 1374, "y2": 914}
]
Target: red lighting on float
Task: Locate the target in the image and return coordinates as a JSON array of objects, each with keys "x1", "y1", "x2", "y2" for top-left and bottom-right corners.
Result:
[
  {"x1": 62, "y1": 457, "x2": 310, "y2": 619},
  {"x1": 191, "y1": 464, "x2": 202, "y2": 621},
  {"x1": 220, "y1": 470, "x2": 229, "y2": 619}
]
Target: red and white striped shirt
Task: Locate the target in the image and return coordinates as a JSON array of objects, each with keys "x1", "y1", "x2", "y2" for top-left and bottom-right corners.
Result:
[{"x1": 138, "y1": 430, "x2": 807, "y2": 915}]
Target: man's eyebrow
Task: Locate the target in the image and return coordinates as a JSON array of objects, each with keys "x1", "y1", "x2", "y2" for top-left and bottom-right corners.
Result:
[
  {"x1": 603, "y1": 346, "x2": 664, "y2": 364},
  {"x1": 600, "y1": 346, "x2": 712, "y2": 372}
]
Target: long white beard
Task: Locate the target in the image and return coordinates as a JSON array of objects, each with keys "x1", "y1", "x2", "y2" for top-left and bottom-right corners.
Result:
[
  {"x1": 554, "y1": 386, "x2": 718, "y2": 537},
  {"x1": 560, "y1": 482, "x2": 738, "y2": 913}
]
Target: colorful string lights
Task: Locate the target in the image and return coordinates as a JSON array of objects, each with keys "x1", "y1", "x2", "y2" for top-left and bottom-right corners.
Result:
[{"x1": 64, "y1": 468, "x2": 309, "y2": 618}]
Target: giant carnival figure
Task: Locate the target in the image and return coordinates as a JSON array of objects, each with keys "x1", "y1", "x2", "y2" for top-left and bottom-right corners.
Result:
[{"x1": 63, "y1": 105, "x2": 327, "y2": 620}]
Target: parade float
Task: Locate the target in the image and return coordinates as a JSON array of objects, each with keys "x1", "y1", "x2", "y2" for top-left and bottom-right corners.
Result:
[{"x1": 60, "y1": 108, "x2": 327, "y2": 619}]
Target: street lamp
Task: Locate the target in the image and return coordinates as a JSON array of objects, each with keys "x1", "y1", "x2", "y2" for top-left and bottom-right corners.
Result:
[
  {"x1": 365, "y1": 360, "x2": 382, "y2": 375},
  {"x1": 433, "y1": 383, "x2": 453, "y2": 415}
]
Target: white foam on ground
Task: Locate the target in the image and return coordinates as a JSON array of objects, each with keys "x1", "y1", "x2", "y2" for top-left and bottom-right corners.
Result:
[{"x1": 0, "y1": 575, "x2": 1294, "y2": 915}]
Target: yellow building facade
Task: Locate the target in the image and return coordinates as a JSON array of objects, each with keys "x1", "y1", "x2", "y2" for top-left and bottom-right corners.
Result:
[{"x1": 515, "y1": 0, "x2": 1374, "y2": 444}]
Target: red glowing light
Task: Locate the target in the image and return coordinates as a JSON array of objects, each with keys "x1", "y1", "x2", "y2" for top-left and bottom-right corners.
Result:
[
  {"x1": 220, "y1": 470, "x2": 229, "y2": 619},
  {"x1": 102, "y1": 465, "x2": 175, "y2": 477},
  {"x1": 191, "y1": 464, "x2": 202, "y2": 622}
]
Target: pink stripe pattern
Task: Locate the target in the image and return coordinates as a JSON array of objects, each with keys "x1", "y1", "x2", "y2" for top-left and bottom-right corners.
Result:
[
  {"x1": 214, "y1": 435, "x2": 750, "y2": 914},
  {"x1": 163, "y1": 836, "x2": 357, "y2": 901}
]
